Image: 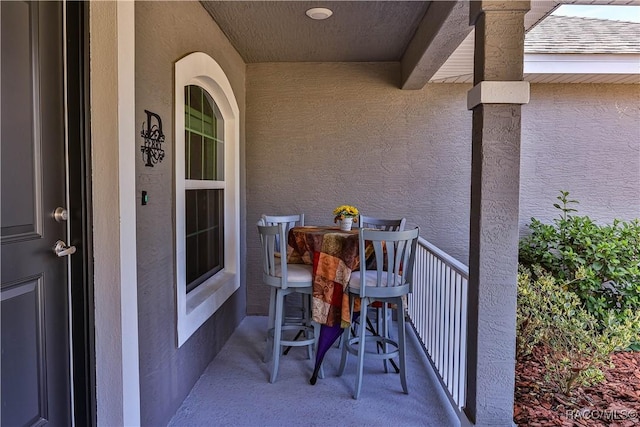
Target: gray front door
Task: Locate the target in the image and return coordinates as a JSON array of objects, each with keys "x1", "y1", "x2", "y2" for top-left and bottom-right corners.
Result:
[{"x1": 1, "y1": 1, "x2": 72, "y2": 425}]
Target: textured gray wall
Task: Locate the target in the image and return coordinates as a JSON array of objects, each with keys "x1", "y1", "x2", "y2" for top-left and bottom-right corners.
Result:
[
  {"x1": 134, "y1": 2, "x2": 246, "y2": 426},
  {"x1": 246, "y1": 62, "x2": 640, "y2": 316},
  {"x1": 521, "y1": 84, "x2": 640, "y2": 226},
  {"x1": 246, "y1": 62, "x2": 473, "y2": 315}
]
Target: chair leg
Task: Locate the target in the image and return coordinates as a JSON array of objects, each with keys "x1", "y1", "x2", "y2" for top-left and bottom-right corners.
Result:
[
  {"x1": 337, "y1": 325, "x2": 349, "y2": 375},
  {"x1": 398, "y1": 298, "x2": 408, "y2": 394},
  {"x1": 303, "y1": 293, "x2": 311, "y2": 324},
  {"x1": 338, "y1": 296, "x2": 355, "y2": 376},
  {"x1": 353, "y1": 298, "x2": 369, "y2": 399},
  {"x1": 263, "y1": 287, "x2": 277, "y2": 363},
  {"x1": 305, "y1": 294, "x2": 314, "y2": 360},
  {"x1": 381, "y1": 302, "x2": 389, "y2": 373},
  {"x1": 376, "y1": 305, "x2": 383, "y2": 340},
  {"x1": 313, "y1": 321, "x2": 325, "y2": 379},
  {"x1": 384, "y1": 303, "x2": 400, "y2": 373},
  {"x1": 270, "y1": 289, "x2": 284, "y2": 383}
]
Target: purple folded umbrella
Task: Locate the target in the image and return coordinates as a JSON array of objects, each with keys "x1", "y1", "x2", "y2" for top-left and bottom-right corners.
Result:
[{"x1": 309, "y1": 312, "x2": 360, "y2": 385}]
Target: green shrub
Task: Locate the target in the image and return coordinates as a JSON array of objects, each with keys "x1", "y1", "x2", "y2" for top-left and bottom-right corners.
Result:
[
  {"x1": 515, "y1": 266, "x2": 546, "y2": 357},
  {"x1": 516, "y1": 266, "x2": 640, "y2": 395},
  {"x1": 519, "y1": 191, "x2": 640, "y2": 327}
]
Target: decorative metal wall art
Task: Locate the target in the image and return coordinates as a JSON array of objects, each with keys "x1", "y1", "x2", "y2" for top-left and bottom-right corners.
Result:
[{"x1": 140, "y1": 109, "x2": 165, "y2": 167}]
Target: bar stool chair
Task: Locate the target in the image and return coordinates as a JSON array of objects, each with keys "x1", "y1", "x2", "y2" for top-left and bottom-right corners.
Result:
[
  {"x1": 261, "y1": 214, "x2": 310, "y2": 328},
  {"x1": 338, "y1": 227, "x2": 419, "y2": 399},
  {"x1": 349, "y1": 215, "x2": 407, "y2": 361},
  {"x1": 257, "y1": 222, "x2": 320, "y2": 383}
]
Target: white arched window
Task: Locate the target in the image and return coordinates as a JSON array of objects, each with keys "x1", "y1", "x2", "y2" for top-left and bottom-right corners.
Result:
[{"x1": 174, "y1": 52, "x2": 240, "y2": 347}]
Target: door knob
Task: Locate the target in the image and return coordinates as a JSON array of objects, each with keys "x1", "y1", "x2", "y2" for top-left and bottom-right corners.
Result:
[
  {"x1": 53, "y1": 207, "x2": 68, "y2": 222},
  {"x1": 54, "y1": 240, "x2": 76, "y2": 257}
]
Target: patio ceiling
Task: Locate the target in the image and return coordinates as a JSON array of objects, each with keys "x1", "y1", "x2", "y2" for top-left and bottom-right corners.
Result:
[{"x1": 202, "y1": 1, "x2": 640, "y2": 88}]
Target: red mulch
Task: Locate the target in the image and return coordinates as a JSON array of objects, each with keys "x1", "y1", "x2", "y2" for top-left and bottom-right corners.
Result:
[{"x1": 514, "y1": 346, "x2": 640, "y2": 426}]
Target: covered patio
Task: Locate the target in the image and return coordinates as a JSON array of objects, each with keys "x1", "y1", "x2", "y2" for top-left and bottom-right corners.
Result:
[
  {"x1": 2, "y1": 0, "x2": 638, "y2": 425},
  {"x1": 83, "y1": 1, "x2": 639, "y2": 426},
  {"x1": 168, "y1": 316, "x2": 459, "y2": 426}
]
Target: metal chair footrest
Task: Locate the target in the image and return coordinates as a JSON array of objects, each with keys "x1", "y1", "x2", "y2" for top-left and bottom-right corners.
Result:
[{"x1": 267, "y1": 324, "x2": 316, "y2": 347}]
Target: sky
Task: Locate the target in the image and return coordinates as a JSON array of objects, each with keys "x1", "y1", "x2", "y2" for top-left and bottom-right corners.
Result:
[{"x1": 552, "y1": 5, "x2": 640, "y2": 23}]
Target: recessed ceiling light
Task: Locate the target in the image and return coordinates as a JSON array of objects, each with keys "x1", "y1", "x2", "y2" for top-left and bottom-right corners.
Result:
[{"x1": 306, "y1": 7, "x2": 333, "y2": 20}]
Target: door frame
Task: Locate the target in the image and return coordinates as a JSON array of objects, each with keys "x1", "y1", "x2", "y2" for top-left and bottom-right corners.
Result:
[
  {"x1": 66, "y1": 1, "x2": 96, "y2": 425},
  {"x1": 87, "y1": 1, "x2": 141, "y2": 423}
]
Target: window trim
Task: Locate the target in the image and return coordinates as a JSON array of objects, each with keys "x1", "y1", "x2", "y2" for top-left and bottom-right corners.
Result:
[{"x1": 174, "y1": 52, "x2": 240, "y2": 347}]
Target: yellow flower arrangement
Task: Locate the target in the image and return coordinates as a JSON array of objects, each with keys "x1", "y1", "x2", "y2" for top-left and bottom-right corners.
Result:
[{"x1": 333, "y1": 205, "x2": 359, "y2": 223}]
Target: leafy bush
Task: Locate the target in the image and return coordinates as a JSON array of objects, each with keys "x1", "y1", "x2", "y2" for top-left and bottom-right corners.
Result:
[
  {"x1": 519, "y1": 191, "x2": 640, "y2": 326},
  {"x1": 515, "y1": 266, "x2": 547, "y2": 357},
  {"x1": 516, "y1": 266, "x2": 640, "y2": 395}
]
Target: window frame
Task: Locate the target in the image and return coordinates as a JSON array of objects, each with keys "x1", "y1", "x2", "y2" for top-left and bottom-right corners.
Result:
[{"x1": 174, "y1": 52, "x2": 240, "y2": 347}]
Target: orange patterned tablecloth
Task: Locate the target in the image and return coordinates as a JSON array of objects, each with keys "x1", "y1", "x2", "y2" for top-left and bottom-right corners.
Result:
[{"x1": 287, "y1": 226, "x2": 365, "y2": 328}]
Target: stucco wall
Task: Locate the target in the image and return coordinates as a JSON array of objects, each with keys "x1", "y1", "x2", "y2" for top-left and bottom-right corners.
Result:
[
  {"x1": 246, "y1": 62, "x2": 473, "y2": 315},
  {"x1": 134, "y1": 2, "x2": 246, "y2": 426},
  {"x1": 246, "y1": 63, "x2": 640, "y2": 316},
  {"x1": 521, "y1": 84, "x2": 640, "y2": 227}
]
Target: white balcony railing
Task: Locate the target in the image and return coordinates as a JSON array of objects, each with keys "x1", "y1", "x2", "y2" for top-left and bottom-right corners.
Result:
[{"x1": 408, "y1": 237, "x2": 468, "y2": 411}]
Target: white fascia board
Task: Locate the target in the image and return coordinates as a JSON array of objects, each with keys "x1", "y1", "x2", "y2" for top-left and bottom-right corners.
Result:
[{"x1": 524, "y1": 53, "x2": 640, "y2": 74}]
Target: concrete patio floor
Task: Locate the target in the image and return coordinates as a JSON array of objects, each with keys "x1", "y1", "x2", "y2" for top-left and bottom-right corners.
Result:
[{"x1": 168, "y1": 316, "x2": 459, "y2": 427}]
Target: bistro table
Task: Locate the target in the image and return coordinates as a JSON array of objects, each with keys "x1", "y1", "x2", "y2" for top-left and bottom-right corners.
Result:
[
  {"x1": 287, "y1": 226, "x2": 363, "y2": 327},
  {"x1": 287, "y1": 225, "x2": 372, "y2": 384}
]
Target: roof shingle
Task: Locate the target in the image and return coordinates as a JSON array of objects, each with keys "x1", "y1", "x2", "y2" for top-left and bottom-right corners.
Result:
[{"x1": 525, "y1": 15, "x2": 640, "y2": 54}]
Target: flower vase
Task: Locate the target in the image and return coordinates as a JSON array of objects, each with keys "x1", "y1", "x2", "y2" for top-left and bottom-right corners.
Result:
[{"x1": 339, "y1": 217, "x2": 353, "y2": 231}]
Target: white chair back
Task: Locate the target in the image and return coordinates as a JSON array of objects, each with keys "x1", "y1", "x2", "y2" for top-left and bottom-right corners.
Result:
[
  {"x1": 357, "y1": 227, "x2": 419, "y2": 298},
  {"x1": 261, "y1": 214, "x2": 304, "y2": 253},
  {"x1": 359, "y1": 215, "x2": 406, "y2": 231}
]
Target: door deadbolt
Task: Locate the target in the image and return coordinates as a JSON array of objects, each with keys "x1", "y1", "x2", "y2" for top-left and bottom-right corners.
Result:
[{"x1": 53, "y1": 207, "x2": 68, "y2": 222}]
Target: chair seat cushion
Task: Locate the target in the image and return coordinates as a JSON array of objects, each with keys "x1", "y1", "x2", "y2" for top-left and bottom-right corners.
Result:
[
  {"x1": 275, "y1": 263, "x2": 313, "y2": 282},
  {"x1": 349, "y1": 271, "x2": 402, "y2": 289}
]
